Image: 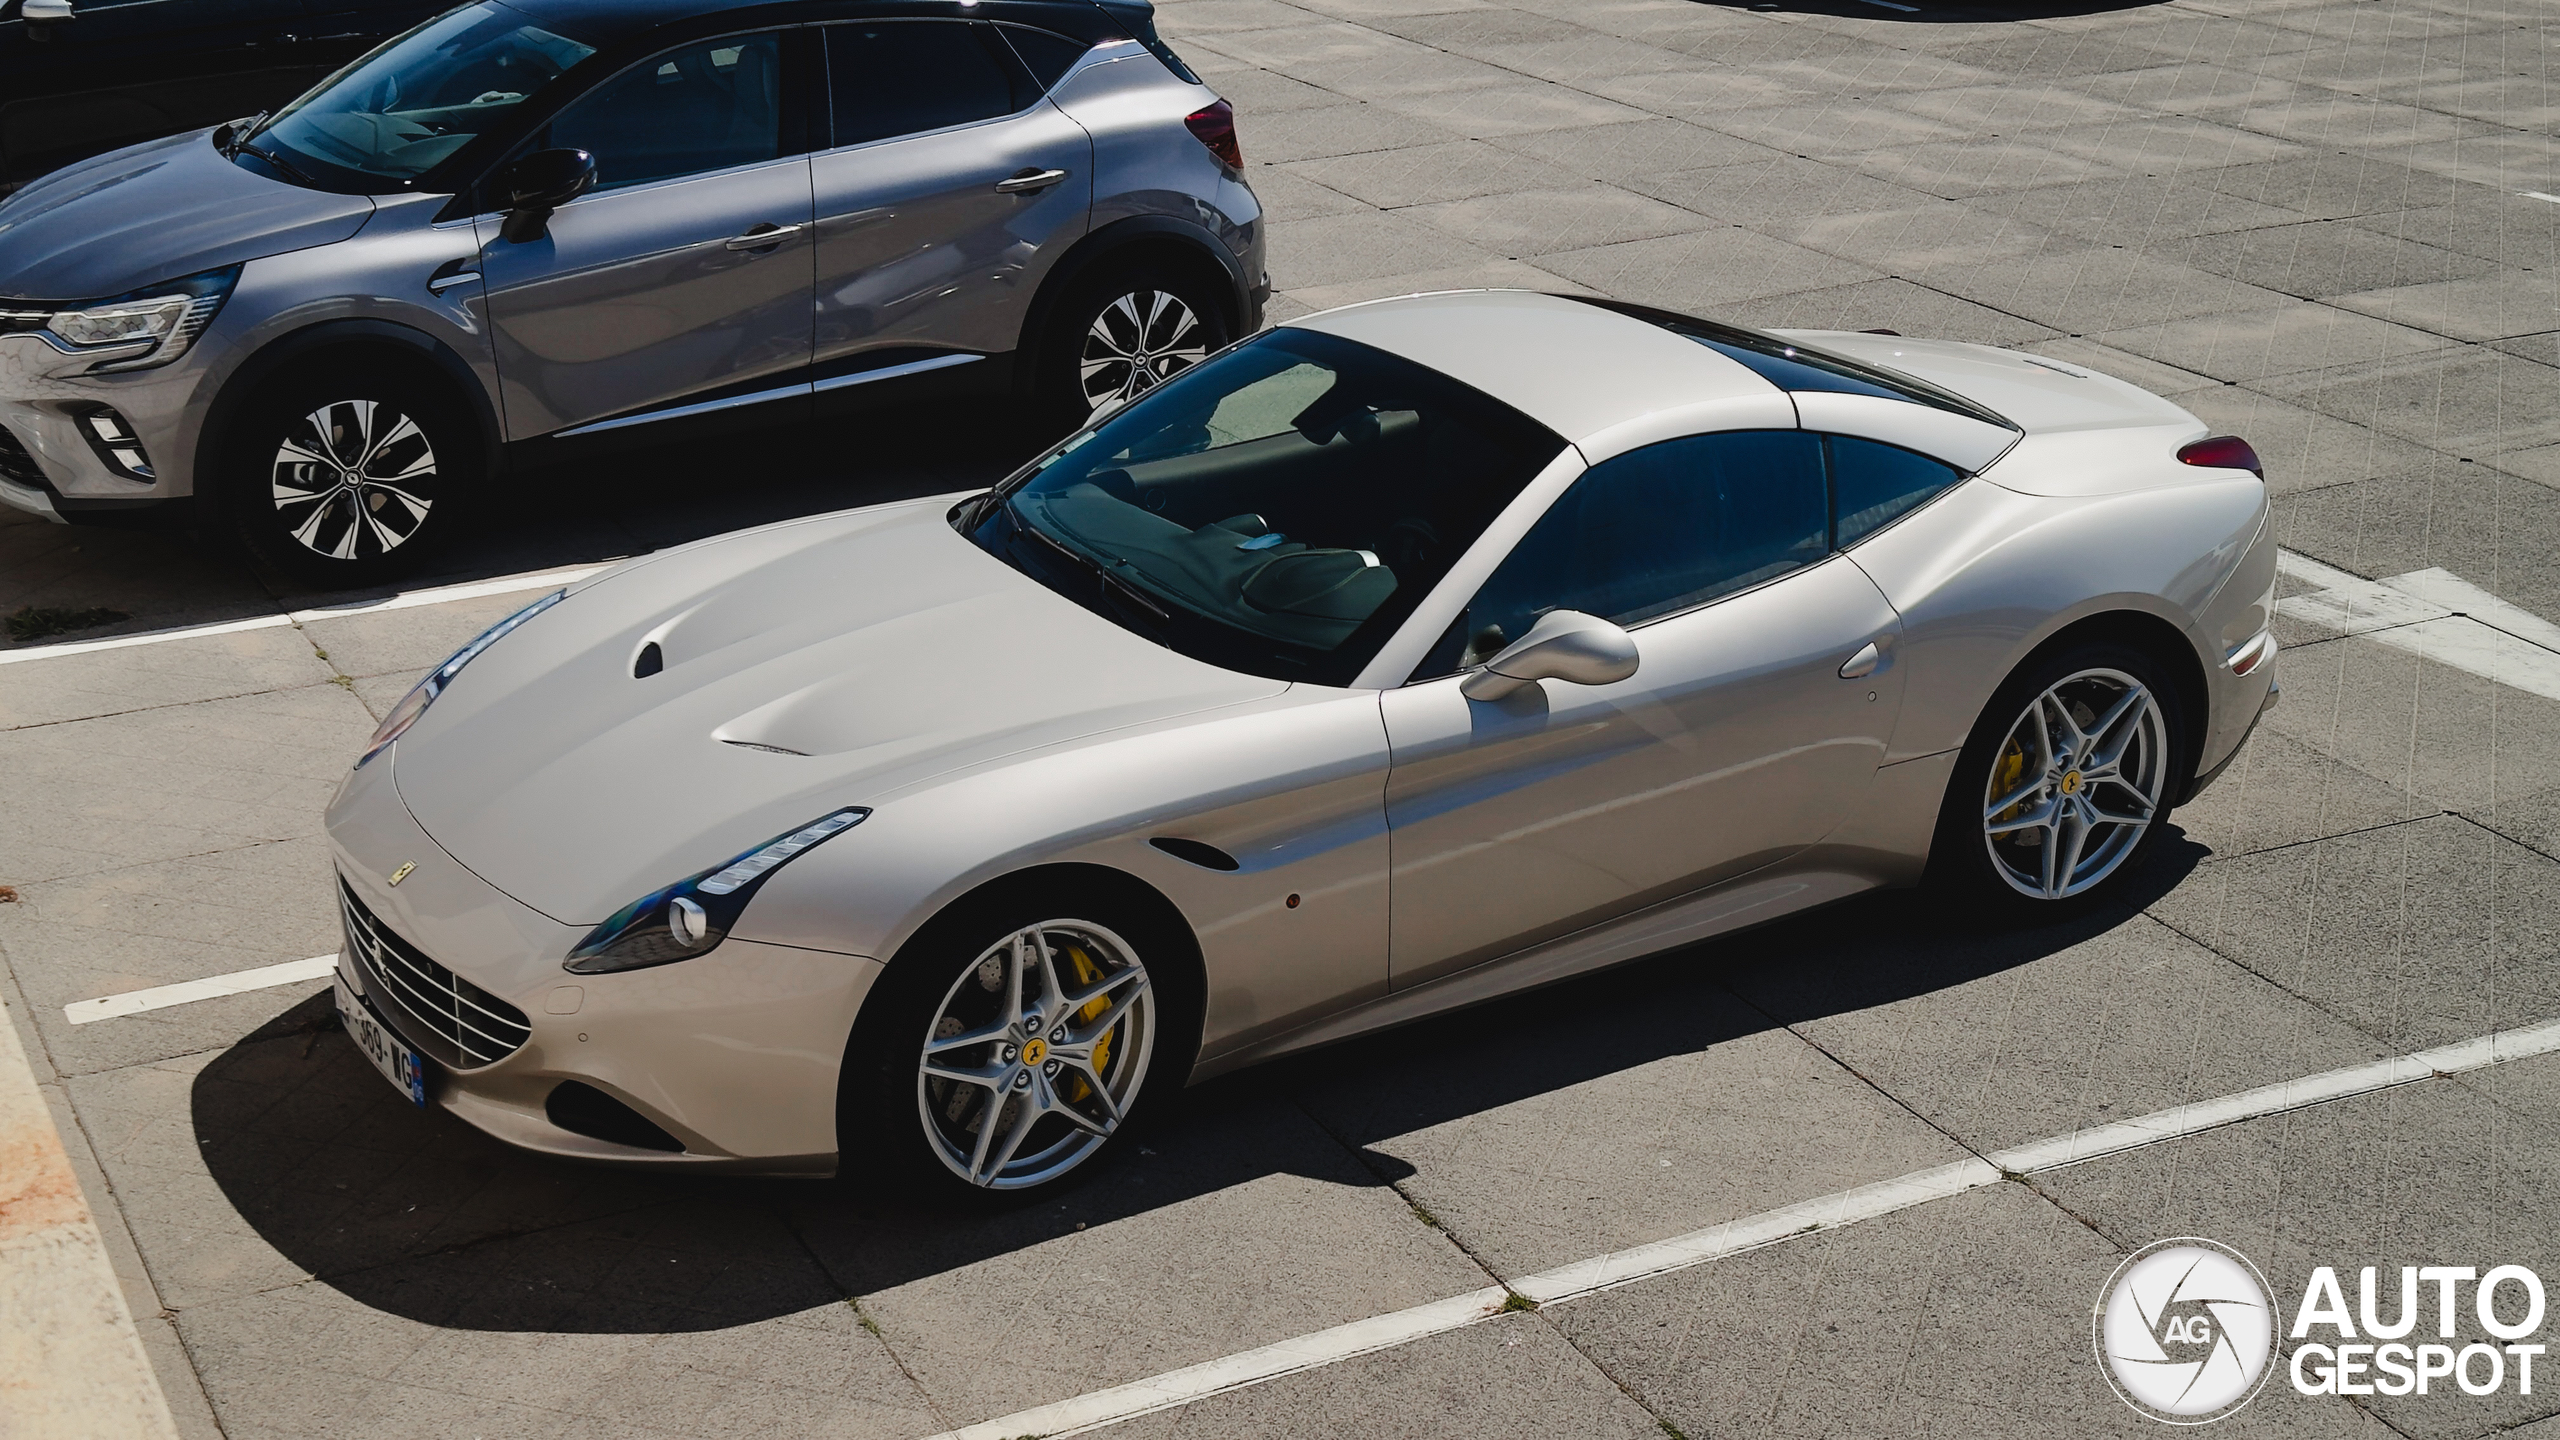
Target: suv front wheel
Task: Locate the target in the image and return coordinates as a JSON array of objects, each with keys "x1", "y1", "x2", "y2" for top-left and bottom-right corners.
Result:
[{"x1": 220, "y1": 359, "x2": 475, "y2": 588}]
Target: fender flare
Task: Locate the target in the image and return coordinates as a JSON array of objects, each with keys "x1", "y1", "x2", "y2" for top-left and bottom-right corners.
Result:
[
  {"x1": 1012, "y1": 213, "x2": 1257, "y2": 387},
  {"x1": 195, "y1": 318, "x2": 503, "y2": 505}
]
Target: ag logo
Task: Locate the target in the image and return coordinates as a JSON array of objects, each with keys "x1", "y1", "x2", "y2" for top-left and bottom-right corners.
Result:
[{"x1": 2096, "y1": 1238, "x2": 2278, "y2": 1424}]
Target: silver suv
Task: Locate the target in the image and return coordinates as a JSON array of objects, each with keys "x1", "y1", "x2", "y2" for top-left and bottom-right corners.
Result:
[{"x1": 0, "y1": 0, "x2": 1264, "y2": 583}]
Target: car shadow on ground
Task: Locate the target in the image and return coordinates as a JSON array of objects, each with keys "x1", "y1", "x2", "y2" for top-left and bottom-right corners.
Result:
[
  {"x1": 190, "y1": 834, "x2": 2205, "y2": 1333},
  {"x1": 0, "y1": 398, "x2": 1053, "y2": 648}
]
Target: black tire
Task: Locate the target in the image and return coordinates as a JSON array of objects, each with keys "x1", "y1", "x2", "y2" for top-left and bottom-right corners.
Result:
[
  {"x1": 1031, "y1": 260, "x2": 1232, "y2": 433},
  {"x1": 840, "y1": 876, "x2": 1199, "y2": 1201},
  {"x1": 1926, "y1": 639, "x2": 2192, "y2": 919},
  {"x1": 218, "y1": 357, "x2": 480, "y2": 589}
]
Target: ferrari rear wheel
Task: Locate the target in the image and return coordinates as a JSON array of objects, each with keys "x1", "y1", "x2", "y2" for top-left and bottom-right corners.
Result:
[
  {"x1": 1932, "y1": 641, "x2": 2187, "y2": 914},
  {"x1": 1979, "y1": 667, "x2": 2169, "y2": 899}
]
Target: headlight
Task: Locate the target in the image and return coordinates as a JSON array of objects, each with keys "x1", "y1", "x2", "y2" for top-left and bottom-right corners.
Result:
[
  {"x1": 356, "y1": 589, "x2": 563, "y2": 768},
  {"x1": 40, "y1": 267, "x2": 238, "y2": 372},
  {"x1": 565, "y1": 809, "x2": 871, "y2": 974}
]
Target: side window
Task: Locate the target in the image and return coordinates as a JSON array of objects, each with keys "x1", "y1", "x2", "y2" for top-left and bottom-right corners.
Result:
[
  {"x1": 826, "y1": 21, "x2": 1026, "y2": 149},
  {"x1": 998, "y1": 26, "x2": 1093, "y2": 92},
  {"x1": 1828, "y1": 435, "x2": 1962, "y2": 548},
  {"x1": 1441, "y1": 431, "x2": 1828, "y2": 672},
  {"x1": 545, "y1": 33, "x2": 783, "y2": 191}
]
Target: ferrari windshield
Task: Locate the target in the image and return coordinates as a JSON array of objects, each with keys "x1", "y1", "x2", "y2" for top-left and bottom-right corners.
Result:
[
  {"x1": 967, "y1": 328, "x2": 1566, "y2": 685},
  {"x1": 249, "y1": 3, "x2": 594, "y2": 188}
]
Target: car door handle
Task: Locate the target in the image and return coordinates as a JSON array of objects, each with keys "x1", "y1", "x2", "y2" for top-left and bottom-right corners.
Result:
[
  {"x1": 426, "y1": 259, "x2": 479, "y2": 295},
  {"x1": 994, "y1": 168, "x2": 1069, "y2": 194},
  {"x1": 1839, "y1": 641, "x2": 1884, "y2": 679},
  {"x1": 724, "y1": 222, "x2": 804, "y2": 251}
]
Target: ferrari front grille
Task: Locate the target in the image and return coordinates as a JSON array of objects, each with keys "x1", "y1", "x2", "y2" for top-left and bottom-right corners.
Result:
[{"x1": 338, "y1": 880, "x2": 531, "y2": 1069}]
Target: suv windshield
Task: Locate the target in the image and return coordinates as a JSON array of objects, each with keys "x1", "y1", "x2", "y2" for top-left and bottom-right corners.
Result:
[
  {"x1": 249, "y1": 3, "x2": 594, "y2": 189},
  {"x1": 966, "y1": 328, "x2": 1566, "y2": 686}
]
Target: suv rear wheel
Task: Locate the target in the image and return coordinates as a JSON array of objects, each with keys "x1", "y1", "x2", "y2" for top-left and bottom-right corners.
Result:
[
  {"x1": 1037, "y1": 261, "x2": 1230, "y2": 429},
  {"x1": 220, "y1": 358, "x2": 476, "y2": 588}
]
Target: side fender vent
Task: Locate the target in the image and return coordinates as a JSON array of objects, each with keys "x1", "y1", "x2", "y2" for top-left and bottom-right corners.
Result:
[
  {"x1": 634, "y1": 641, "x2": 664, "y2": 678},
  {"x1": 1149, "y1": 837, "x2": 1239, "y2": 872}
]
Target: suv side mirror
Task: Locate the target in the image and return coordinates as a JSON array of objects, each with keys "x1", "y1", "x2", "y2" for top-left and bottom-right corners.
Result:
[
  {"x1": 497, "y1": 148, "x2": 595, "y2": 243},
  {"x1": 1459, "y1": 609, "x2": 1639, "y2": 701}
]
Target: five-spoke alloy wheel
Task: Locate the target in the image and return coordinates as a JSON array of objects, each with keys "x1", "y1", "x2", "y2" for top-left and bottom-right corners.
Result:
[
  {"x1": 1932, "y1": 640, "x2": 2187, "y2": 913},
  {"x1": 915, "y1": 919, "x2": 1156, "y2": 1191},
  {"x1": 1980, "y1": 667, "x2": 2169, "y2": 899}
]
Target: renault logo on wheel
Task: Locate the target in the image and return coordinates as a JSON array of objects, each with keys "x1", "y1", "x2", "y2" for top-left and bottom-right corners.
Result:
[{"x1": 2097, "y1": 1238, "x2": 2278, "y2": 1424}]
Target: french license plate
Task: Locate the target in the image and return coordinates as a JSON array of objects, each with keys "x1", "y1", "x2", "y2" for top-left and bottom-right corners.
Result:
[{"x1": 336, "y1": 976, "x2": 427, "y2": 1107}]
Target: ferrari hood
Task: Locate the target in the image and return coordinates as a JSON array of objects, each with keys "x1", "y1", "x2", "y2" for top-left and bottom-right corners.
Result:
[
  {"x1": 392, "y1": 499, "x2": 1286, "y2": 926},
  {"x1": 0, "y1": 130, "x2": 373, "y2": 301}
]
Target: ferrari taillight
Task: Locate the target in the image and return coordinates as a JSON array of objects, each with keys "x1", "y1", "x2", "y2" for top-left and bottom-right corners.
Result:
[{"x1": 2177, "y1": 435, "x2": 2263, "y2": 479}]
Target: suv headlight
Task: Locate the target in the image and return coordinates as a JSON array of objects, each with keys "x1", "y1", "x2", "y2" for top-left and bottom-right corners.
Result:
[
  {"x1": 38, "y1": 267, "x2": 239, "y2": 373},
  {"x1": 565, "y1": 809, "x2": 871, "y2": 974},
  {"x1": 357, "y1": 589, "x2": 563, "y2": 768}
]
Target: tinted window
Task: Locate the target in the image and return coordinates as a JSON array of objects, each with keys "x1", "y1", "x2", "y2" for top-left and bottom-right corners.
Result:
[
  {"x1": 998, "y1": 25, "x2": 1092, "y2": 90},
  {"x1": 1829, "y1": 435, "x2": 1961, "y2": 547},
  {"x1": 827, "y1": 21, "x2": 1025, "y2": 148},
  {"x1": 253, "y1": 4, "x2": 594, "y2": 187},
  {"x1": 1436, "y1": 431, "x2": 1827, "y2": 674},
  {"x1": 968, "y1": 328, "x2": 1566, "y2": 686},
  {"x1": 547, "y1": 33, "x2": 782, "y2": 191}
]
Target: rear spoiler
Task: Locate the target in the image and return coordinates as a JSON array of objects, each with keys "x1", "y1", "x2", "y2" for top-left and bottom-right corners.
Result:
[{"x1": 1092, "y1": 0, "x2": 1201, "y2": 82}]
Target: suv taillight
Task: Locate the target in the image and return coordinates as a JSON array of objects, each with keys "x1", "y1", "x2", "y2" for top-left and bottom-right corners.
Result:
[
  {"x1": 2177, "y1": 435, "x2": 2263, "y2": 479},
  {"x1": 1185, "y1": 100, "x2": 1241, "y2": 170}
]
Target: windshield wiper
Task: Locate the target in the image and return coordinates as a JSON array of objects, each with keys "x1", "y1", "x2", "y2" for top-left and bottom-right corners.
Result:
[
  {"x1": 237, "y1": 141, "x2": 317, "y2": 186},
  {"x1": 215, "y1": 111, "x2": 267, "y2": 158},
  {"x1": 1018, "y1": 514, "x2": 1171, "y2": 626}
]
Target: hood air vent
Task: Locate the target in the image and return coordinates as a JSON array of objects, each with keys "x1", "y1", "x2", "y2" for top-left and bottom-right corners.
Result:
[
  {"x1": 634, "y1": 641, "x2": 664, "y2": 678},
  {"x1": 721, "y1": 739, "x2": 808, "y2": 756}
]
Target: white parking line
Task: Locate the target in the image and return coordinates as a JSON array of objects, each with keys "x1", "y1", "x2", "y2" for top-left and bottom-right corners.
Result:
[
  {"x1": 2524, "y1": 192, "x2": 2560, "y2": 206},
  {"x1": 2277, "y1": 549, "x2": 2560, "y2": 701},
  {"x1": 64, "y1": 956, "x2": 339, "y2": 1025},
  {"x1": 0, "y1": 563, "x2": 611, "y2": 667},
  {"x1": 925, "y1": 1013, "x2": 2560, "y2": 1440}
]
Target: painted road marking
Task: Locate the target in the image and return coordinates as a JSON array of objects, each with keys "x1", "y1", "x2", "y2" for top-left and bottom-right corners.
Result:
[
  {"x1": 0, "y1": 563, "x2": 611, "y2": 667},
  {"x1": 924, "y1": 1013, "x2": 2560, "y2": 1440},
  {"x1": 64, "y1": 956, "x2": 339, "y2": 1025},
  {"x1": 2277, "y1": 549, "x2": 2560, "y2": 701},
  {"x1": 2524, "y1": 192, "x2": 2560, "y2": 205}
]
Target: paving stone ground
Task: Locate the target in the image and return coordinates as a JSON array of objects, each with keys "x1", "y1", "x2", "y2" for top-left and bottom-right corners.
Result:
[{"x1": 3, "y1": 0, "x2": 2558, "y2": 1433}]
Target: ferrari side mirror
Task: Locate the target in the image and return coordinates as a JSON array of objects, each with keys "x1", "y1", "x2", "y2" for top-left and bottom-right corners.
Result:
[{"x1": 1460, "y1": 609, "x2": 1638, "y2": 701}]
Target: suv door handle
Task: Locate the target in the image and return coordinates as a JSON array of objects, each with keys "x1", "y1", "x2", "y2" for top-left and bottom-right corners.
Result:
[
  {"x1": 724, "y1": 222, "x2": 804, "y2": 251},
  {"x1": 994, "y1": 168, "x2": 1068, "y2": 194}
]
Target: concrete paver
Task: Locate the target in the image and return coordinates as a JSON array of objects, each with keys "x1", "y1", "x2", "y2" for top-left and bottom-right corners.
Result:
[{"x1": 4, "y1": 0, "x2": 2559, "y2": 1431}]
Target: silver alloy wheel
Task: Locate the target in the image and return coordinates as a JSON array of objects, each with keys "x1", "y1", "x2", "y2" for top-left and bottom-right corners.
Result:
[
  {"x1": 1079, "y1": 290, "x2": 1208, "y2": 415},
  {"x1": 1980, "y1": 667, "x2": 2169, "y2": 900},
  {"x1": 916, "y1": 919, "x2": 1155, "y2": 1190},
  {"x1": 269, "y1": 399, "x2": 438, "y2": 561}
]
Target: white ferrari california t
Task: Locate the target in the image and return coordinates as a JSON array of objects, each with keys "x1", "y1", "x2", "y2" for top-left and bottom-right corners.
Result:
[{"x1": 323, "y1": 289, "x2": 2280, "y2": 1193}]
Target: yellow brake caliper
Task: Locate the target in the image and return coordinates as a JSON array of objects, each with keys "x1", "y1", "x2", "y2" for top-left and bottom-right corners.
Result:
[
  {"x1": 1062, "y1": 944, "x2": 1114, "y2": 1102},
  {"x1": 1990, "y1": 738, "x2": 2028, "y2": 832}
]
